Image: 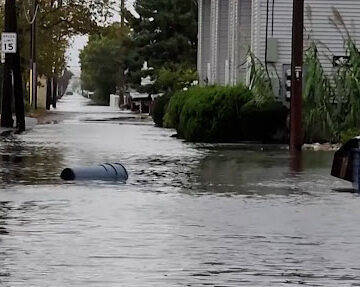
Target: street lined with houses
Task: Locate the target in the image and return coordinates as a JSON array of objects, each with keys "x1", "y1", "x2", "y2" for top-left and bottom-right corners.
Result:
[{"x1": 1, "y1": 0, "x2": 360, "y2": 285}]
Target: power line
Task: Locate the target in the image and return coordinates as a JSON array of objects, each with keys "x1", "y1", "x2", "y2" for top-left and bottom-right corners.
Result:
[
  {"x1": 271, "y1": 0, "x2": 275, "y2": 37},
  {"x1": 265, "y1": 0, "x2": 270, "y2": 79},
  {"x1": 30, "y1": 0, "x2": 38, "y2": 109},
  {"x1": 22, "y1": 2, "x2": 39, "y2": 24}
]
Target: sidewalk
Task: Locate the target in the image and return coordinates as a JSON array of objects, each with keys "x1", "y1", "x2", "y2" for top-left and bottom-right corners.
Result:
[{"x1": 0, "y1": 117, "x2": 38, "y2": 136}]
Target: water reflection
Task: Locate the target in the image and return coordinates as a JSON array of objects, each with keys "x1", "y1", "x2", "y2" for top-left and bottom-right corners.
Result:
[
  {"x1": 0, "y1": 137, "x2": 64, "y2": 185},
  {"x1": 0, "y1": 201, "x2": 10, "y2": 235},
  {"x1": 190, "y1": 148, "x2": 292, "y2": 195},
  {"x1": 290, "y1": 149, "x2": 303, "y2": 174},
  {"x1": 0, "y1": 202, "x2": 11, "y2": 283}
]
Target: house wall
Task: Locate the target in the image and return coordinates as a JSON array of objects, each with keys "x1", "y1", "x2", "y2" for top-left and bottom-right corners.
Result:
[
  {"x1": 37, "y1": 77, "x2": 47, "y2": 109},
  {"x1": 237, "y1": 0, "x2": 252, "y2": 82},
  {"x1": 251, "y1": 0, "x2": 360, "y2": 99},
  {"x1": 210, "y1": 0, "x2": 220, "y2": 84},
  {"x1": 304, "y1": 1, "x2": 360, "y2": 74},
  {"x1": 228, "y1": 0, "x2": 235, "y2": 85},
  {"x1": 217, "y1": 0, "x2": 230, "y2": 84},
  {"x1": 252, "y1": 0, "x2": 292, "y2": 73},
  {"x1": 198, "y1": 0, "x2": 232, "y2": 85},
  {"x1": 198, "y1": 0, "x2": 360, "y2": 93},
  {"x1": 198, "y1": 0, "x2": 212, "y2": 84},
  {"x1": 198, "y1": 0, "x2": 255, "y2": 85}
]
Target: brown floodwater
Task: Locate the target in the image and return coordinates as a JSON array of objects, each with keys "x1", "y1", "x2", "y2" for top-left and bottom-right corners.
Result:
[{"x1": 0, "y1": 93, "x2": 358, "y2": 286}]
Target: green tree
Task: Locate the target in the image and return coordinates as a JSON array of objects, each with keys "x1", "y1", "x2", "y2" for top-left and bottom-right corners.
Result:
[
  {"x1": 29, "y1": 0, "x2": 114, "y2": 77},
  {"x1": 79, "y1": 24, "x2": 132, "y2": 104},
  {"x1": 0, "y1": 0, "x2": 115, "y2": 82}
]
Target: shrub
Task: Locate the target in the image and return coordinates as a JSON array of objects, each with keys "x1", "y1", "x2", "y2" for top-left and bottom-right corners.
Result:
[
  {"x1": 248, "y1": 52, "x2": 275, "y2": 104},
  {"x1": 239, "y1": 101, "x2": 288, "y2": 142},
  {"x1": 152, "y1": 94, "x2": 171, "y2": 127},
  {"x1": 178, "y1": 85, "x2": 252, "y2": 141},
  {"x1": 340, "y1": 128, "x2": 360, "y2": 144},
  {"x1": 303, "y1": 37, "x2": 360, "y2": 143},
  {"x1": 93, "y1": 88, "x2": 112, "y2": 106},
  {"x1": 302, "y1": 9, "x2": 360, "y2": 143},
  {"x1": 164, "y1": 84, "x2": 286, "y2": 142},
  {"x1": 303, "y1": 43, "x2": 336, "y2": 143},
  {"x1": 163, "y1": 89, "x2": 191, "y2": 128}
]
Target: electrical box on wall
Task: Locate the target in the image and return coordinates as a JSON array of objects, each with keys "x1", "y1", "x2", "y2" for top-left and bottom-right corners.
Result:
[{"x1": 267, "y1": 38, "x2": 278, "y2": 63}]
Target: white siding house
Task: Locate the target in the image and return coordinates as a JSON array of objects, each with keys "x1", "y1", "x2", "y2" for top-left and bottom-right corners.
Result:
[{"x1": 198, "y1": 0, "x2": 360, "y2": 100}]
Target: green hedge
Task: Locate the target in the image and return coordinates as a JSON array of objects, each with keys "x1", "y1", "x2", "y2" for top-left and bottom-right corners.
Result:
[
  {"x1": 164, "y1": 85, "x2": 288, "y2": 142},
  {"x1": 239, "y1": 101, "x2": 288, "y2": 142},
  {"x1": 152, "y1": 94, "x2": 171, "y2": 127}
]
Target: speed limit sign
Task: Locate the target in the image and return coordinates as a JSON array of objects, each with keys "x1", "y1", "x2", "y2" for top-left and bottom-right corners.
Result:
[{"x1": 1, "y1": 33, "x2": 17, "y2": 53}]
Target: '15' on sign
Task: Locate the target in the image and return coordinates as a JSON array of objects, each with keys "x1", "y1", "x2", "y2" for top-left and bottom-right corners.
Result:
[{"x1": 1, "y1": 33, "x2": 17, "y2": 54}]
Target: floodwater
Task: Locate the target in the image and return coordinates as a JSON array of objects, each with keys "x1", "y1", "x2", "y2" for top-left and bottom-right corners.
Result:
[{"x1": 0, "y1": 93, "x2": 359, "y2": 286}]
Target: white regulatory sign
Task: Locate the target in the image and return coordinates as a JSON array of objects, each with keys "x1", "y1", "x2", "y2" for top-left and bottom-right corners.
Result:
[{"x1": 1, "y1": 33, "x2": 17, "y2": 54}]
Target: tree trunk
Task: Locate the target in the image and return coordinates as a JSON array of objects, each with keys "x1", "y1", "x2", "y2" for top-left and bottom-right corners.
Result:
[
  {"x1": 52, "y1": 77, "x2": 57, "y2": 108},
  {"x1": 2, "y1": 0, "x2": 25, "y2": 130},
  {"x1": 13, "y1": 42, "x2": 25, "y2": 131},
  {"x1": 30, "y1": 0, "x2": 37, "y2": 109},
  {"x1": 1, "y1": 58, "x2": 13, "y2": 128},
  {"x1": 46, "y1": 77, "x2": 51, "y2": 110}
]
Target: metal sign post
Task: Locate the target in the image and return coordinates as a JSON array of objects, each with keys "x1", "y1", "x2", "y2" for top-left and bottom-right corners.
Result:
[
  {"x1": 30, "y1": 0, "x2": 38, "y2": 109},
  {"x1": 1, "y1": 33, "x2": 17, "y2": 54}
]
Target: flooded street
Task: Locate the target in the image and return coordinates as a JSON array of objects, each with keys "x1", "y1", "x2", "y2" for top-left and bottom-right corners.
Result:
[{"x1": 0, "y1": 93, "x2": 360, "y2": 286}]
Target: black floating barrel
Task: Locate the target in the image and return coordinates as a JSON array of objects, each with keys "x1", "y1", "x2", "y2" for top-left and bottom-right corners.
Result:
[{"x1": 61, "y1": 163, "x2": 128, "y2": 181}]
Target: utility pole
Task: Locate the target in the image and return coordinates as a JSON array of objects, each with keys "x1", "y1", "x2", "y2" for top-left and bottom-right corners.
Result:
[
  {"x1": 30, "y1": 0, "x2": 38, "y2": 109},
  {"x1": 1, "y1": 0, "x2": 26, "y2": 131},
  {"x1": 290, "y1": 0, "x2": 304, "y2": 151},
  {"x1": 51, "y1": 0, "x2": 63, "y2": 109},
  {"x1": 118, "y1": 0, "x2": 126, "y2": 106}
]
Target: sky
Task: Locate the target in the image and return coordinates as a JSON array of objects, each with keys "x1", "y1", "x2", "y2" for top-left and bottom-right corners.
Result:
[{"x1": 66, "y1": 0, "x2": 135, "y2": 76}]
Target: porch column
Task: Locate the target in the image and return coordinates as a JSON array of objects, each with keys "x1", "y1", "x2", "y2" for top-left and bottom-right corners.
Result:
[
  {"x1": 198, "y1": 0, "x2": 203, "y2": 82},
  {"x1": 198, "y1": 0, "x2": 212, "y2": 84},
  {"x1": 210, "y1": 0, "x2": 219, "y2": 84},
  {"x1": 228, "y1": 0, "x2": 239, "y2": 85}
]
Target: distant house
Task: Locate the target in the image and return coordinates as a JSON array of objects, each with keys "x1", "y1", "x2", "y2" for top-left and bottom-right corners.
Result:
[
  {"x1": 198, "y1": 0, "x2": 360, "y2": 100},
  {"x1": 128, "y1": 90, "x2": 152, "y2": 113},
  {"x1": 125, "y1": 62, "x2": 155, "y2": 114}
]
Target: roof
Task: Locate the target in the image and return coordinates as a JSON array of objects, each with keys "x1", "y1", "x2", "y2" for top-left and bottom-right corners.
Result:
[{"x1": 129, "y1": 91, "x2": 151, "y2": 101}]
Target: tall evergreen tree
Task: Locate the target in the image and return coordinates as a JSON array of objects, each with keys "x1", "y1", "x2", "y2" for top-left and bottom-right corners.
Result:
[{"x1": 126, "y1": 0, "x2": 198, "y2": 93}]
